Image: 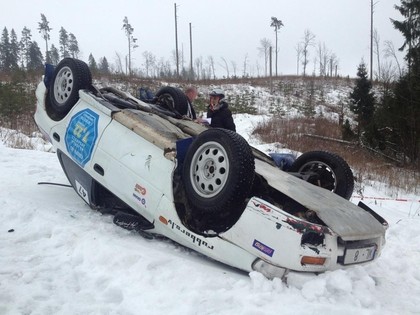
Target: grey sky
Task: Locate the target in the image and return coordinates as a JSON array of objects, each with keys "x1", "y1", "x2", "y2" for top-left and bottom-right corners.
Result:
[{"x1": 1, "y1": 0, "x2": 405, "y2": 77}]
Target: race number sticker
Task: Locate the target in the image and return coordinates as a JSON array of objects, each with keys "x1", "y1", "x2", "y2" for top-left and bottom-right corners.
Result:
[
  {"x1": 65, "y1": 109, "x2": 99, "y2": 167},
  {"x1": 75, "y1": 180, "x2": 90, "y2": 204}
]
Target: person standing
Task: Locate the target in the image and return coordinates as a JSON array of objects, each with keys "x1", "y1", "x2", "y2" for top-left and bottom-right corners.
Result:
[
  {"x1": 184, "y1": 86, "x2": 198, "y2": 120},
  {"x1": 207, "y1": 88, "x2": 236, "y2": 132}
]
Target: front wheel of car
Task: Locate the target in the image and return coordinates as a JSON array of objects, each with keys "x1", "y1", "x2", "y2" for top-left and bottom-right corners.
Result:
[
  {"x1": 155, "y1": 86, "x2": 189, "y2": 117},
  {"x1": 289, "y1": 150, "x2": 354, "y2": 200},
  {"x1": 182, "y1": 128, "x2": 255, "y2": 233},
  {"x1": 47, "y1": 58, "x2": 92, "y2": 120}
]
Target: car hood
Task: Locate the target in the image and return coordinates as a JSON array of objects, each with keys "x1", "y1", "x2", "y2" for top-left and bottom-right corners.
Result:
[{"x1": 254, "y1": 159, "x2": 385, "y2": 241}]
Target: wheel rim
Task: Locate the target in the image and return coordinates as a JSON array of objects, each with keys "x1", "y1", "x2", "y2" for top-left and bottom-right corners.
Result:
[
  {"x1": 158, "y1": 94, "x2": 175, "y2": 110},
  {"x1": 299, "y1": 161, "x2": 337, "y2": 192},
  {"x1": 189, "y1": 141, "x2": 230, "y2": 198},
  {"x1": 53, "y1": 66, "x2": 74, "y2": 105}
]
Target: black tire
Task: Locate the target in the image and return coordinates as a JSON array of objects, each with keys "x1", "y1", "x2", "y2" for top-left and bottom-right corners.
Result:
[
  {"x1": 155, "y1": 86, "x2": 189, "y2": 117},
  {"x1": 47, "y1": 58, "x2": 92, "y2": 120},
  {"x1": 289, "y1": 151, "x2": 354, "y2": 200},
  {"x1": 182, "y1": 129, "x2": 255, "y2": 232}
]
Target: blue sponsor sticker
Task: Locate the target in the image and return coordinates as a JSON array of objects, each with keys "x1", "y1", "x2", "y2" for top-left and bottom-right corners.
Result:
[
  {"x1": 65, "y1": 109, "x2": 99, "y2": 167},
  {"x1": 252, "y1": 239, "x2": 275, "y2": 257}
]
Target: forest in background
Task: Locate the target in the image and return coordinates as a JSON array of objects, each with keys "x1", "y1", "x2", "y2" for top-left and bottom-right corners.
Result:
[{"x1": 0, "y1": 1, "x2": 419, "y2": 171}]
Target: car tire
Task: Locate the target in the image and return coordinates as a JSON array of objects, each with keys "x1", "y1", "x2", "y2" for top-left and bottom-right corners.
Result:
[
  {"x1": 47, "y1": 58, "x2": 92, "y2": 120},
  {"x1": 289, "y1": 150, "x2": 354, "y2": 200},
  {"x1": 182, "y1": 128, "x2": 255, "y2": 232},
  {"x1": 155, "y1": 86, "x2": 189, "y2": 117}
]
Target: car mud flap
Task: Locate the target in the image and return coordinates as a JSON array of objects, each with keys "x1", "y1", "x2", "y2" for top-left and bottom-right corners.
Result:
[{"x1": 113, "y1": 211, "x2": 154, "y2": 232}]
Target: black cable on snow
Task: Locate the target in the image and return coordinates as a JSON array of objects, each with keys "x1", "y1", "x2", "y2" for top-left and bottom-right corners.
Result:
[{"x1": 37, "y1": 182, "x2": 73, "y2": 188}]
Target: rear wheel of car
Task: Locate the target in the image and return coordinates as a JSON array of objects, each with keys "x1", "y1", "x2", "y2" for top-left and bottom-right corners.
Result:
[
  {"x1": 289, "y1": 150, "x2": 354, "y2": 200},
  {"x1": 47, "y1": 58, "x2": 92, "y2": 120},
  {"x1": 155, "y1": 86, "x2": 189, "y2": 117},
  {"x1": 182, "y1": 128, "x2": 255, "y2": 233}
]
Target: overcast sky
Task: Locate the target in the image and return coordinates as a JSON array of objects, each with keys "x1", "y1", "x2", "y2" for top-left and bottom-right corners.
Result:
[{"x1": 1, "y1": 0, "x2": 405, "y2": 77}]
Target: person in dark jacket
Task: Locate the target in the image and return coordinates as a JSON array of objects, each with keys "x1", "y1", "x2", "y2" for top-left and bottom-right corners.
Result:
[
  {"x1": 207, "y1": 88, "x2": 236, "y2": 132},
  {"x1": 184, "y1": 86, "x2": 198, "y2": 120}
]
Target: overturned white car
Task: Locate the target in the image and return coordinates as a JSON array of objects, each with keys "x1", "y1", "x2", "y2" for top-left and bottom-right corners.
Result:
[{"x1": 34, "y1": 58, "x2": 388, "y2": 279}]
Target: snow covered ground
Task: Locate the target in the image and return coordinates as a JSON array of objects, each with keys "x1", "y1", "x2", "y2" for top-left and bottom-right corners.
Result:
[{"x1": 1, "y1": 116, "x2": 419, "y2": 315}]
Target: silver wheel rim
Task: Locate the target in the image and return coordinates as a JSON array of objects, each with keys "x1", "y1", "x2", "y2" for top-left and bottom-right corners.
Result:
[
  {"x1": 300, "y1": 161, "x2": 337, "y2": 192},
  {"x1": 53, "y1": 66, "x2": 74, "y2": 105},
  {"x1": 189, "y1": 141, "x2": 230, "y2": 198}
]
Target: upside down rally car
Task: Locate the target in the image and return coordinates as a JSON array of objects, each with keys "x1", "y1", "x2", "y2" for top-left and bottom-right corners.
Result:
[{"x1": 34, "y1": 58, "x2": 387, "y2": 279}]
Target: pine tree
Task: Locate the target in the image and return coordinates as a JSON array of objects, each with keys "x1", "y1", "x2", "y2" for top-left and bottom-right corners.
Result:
[
  {"x1": 9, "y1": 29, "x2": 20, "y2": 70},
  {"x1": 88, "y1": 53, "x2": 98, "y2": 73},
  {"x1": 27, "y1": 41, "x2": 44, "y2": 71},
  {"x1": 49, "y1": 44, "x2": 60, "y2": 65},
  {"x1": 99, "y1": 57, "x2": 110, "y2": 74},
  {"x1": 376, "y1": 0, "x2": 420, "y2": 165},
  {"x1": 59, "y1": 27, "x2": 69, "y2": 58},
  {"x1": 122, "y1": 17, "x2": 138, "y2": 75},
  {"x1": 0, "y1": 27, "x2": 18, "y2": 72},
  {"x1": 38, "y1": 14, "x2": 52, "y2": 63},
  {"x1": 349, "y1": 62, "x2": 376, "y2": 143},
  {"x1": 20, "y1": 27, "x2": 32, "y2": 68},
  {"x1": 68, "y1": 33, "x2": 79, "y2": 58}
]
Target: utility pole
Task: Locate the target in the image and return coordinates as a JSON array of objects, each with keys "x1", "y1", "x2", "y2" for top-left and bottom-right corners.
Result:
[
  {"x1": 189, "y1": 22, "x2": 193, "y2": 80},
  {"x1": 174, "y1": 3, "x2": 179, "y2": 78},
  {"x1": 269, "y1": 46, "x2": 273, "y2": 93},
  {"x1": 370, "y1": 0, "x2": 374, "y2": 81}
]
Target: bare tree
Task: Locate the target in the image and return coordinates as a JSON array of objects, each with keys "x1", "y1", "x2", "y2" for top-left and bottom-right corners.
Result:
[
  {"x1": 295, "y1": 43, "x2": 302, "y2": 75},
  {"x1": 373, "y1": 29, "x2": 381, "y2": 80},
  {"x1": 242, "y1": 53, "x2": 249, "y2": 77},
  {"x1": 270, "y1": 17, "x2": 284, "y2": 76},
  {"x1": 206, "y1": 55, "x2": 216, "y2": 79},
  {"x1": 317, "y1": 41, "x2": 329, "y2": 77},
  {"x1": 219, "y1": 57, "x2": 230, "y2": 78},
  {"x1": 383, "y1": 40, "x2": 402, "y2": 77},
  {"x1": 301, "y1": 29, "x2": 316, "y2": 77},
  {"x1": 258, "y1": 38, "x2": 272, "y2": 76},
  {"x1": 194, "y1": 56, "x2": 203, "y2": 80},
  {"x1": 122, "y1": 16, "x2": 138, "y2": 75},
  {"x1": 231, "y1": 60, "x2": 237, "y2": 77},
  {"x1": 328, "y1": 53, "x2": 339, "y2": 77},
  {"x1": 114, "y1": 52, "x2": 124, "y2": 74},
  {"x1": 255, "y1": 60, "x2": 261, "y2": 77},
  {"x1": 142, "y1": 51, "x2": 156, "y2": 77}
]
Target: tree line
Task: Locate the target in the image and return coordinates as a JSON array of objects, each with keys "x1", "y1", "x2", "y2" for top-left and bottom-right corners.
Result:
[
  {"x1": 348, "y1": 0, "x2": 419, "y2": 167},
  {"x1": 0, "y1": 2, "x2": 418, "y2": 167},
  {"x1": 0, "y1": 14, "x2": 110, "y2": 75}
]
